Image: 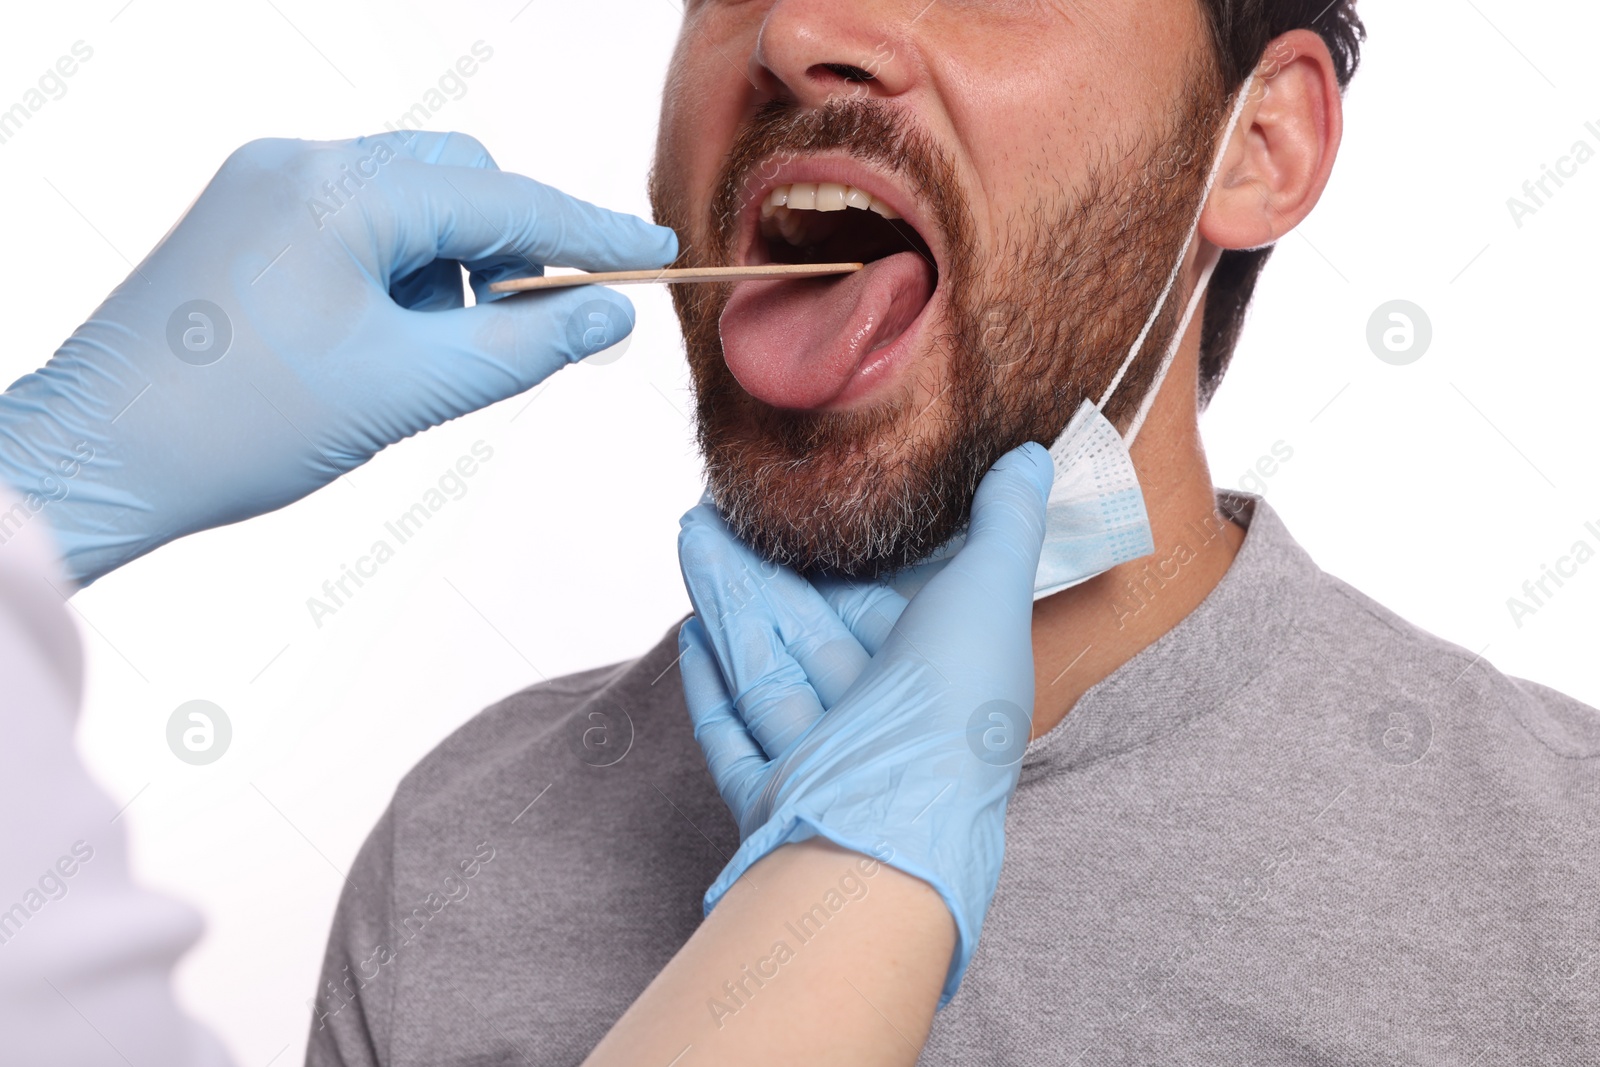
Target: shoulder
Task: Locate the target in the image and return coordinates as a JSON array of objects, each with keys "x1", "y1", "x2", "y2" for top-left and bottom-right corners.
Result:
[
  {"x1": 1299, "y1": 566, "x2": 1600, "y2": 763},
  {"x1": 1211, "y1": 493, "x2": 1599, "y2": 766},
  {"x1": 309, "y1": 621, "x2": 731, "y2": 1064},
  {"x1": 402, "y1": 656, "x2": 633, "y2": 793},
  {"x1": 393, "y1": 620, "x2": 717, "y2": 821}
]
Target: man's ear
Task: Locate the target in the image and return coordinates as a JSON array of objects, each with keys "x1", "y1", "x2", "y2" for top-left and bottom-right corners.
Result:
[{"x1": 1201, "y1": 29, "x2": 1344, "y2": 250}]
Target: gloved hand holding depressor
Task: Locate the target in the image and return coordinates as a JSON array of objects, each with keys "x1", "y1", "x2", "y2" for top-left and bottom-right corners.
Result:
[
  {"x1": 0, "y1": 131, "x2": 678, "y2": 585},
  {"x1": 677, "y1": 442, "x2": 1054, "y2": 1007}
]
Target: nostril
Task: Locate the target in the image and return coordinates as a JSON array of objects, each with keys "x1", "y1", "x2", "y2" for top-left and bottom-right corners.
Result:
[{"x1": 816, "y1": 62, "x2": 875, "y2": 83}]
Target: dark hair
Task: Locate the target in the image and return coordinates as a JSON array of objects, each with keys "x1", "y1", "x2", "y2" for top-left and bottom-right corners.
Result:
[{"x1": 1195, "y1": 0, "x2": 1365, "y2": 406}]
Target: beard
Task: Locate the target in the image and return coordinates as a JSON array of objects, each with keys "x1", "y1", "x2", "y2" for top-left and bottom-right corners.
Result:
[{"x1": 649, "y1": 64, "x2": 1228, "y2": 580}]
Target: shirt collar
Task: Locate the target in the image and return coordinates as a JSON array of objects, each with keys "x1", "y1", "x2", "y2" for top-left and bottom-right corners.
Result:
[{"x1": 1021, "y1": 491, "x2": 1324, "y2": 779}]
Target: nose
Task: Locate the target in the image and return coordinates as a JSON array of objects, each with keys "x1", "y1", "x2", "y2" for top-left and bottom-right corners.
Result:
[{"x1": 750, "y1": 0, "x2": 923, "y2": 107}]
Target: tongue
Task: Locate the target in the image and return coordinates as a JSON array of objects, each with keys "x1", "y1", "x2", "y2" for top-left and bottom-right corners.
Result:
[{"x1": 719, "y1": 251, "x2": 936, "y2": 409}]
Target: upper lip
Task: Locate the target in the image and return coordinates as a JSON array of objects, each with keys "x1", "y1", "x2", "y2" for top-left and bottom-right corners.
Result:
[{"x1": 734, "y1": 153, "x2": 944, "y2": 280}]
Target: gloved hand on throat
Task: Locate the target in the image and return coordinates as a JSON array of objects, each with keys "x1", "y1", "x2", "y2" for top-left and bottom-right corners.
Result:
[
  {"x1": 677, "y1": 443, "x2": 1053, "y2": 1007},
  {"x1": 0, "y1": 131, "x2": 677, "y2": 585}
]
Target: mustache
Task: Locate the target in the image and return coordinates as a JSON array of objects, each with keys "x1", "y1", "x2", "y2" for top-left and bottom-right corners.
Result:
[{"x1": 706, "y1": 97, "x2": 970, "y2": 265}]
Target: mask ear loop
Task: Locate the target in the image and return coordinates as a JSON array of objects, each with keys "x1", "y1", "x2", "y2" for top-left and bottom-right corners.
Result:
[
  {"x1": 1095, "y1": 72, "x2": 1258, "y2": 442},
  {"x1": 1123, "y1": 244, "x2": 1220, "y2": 447}
]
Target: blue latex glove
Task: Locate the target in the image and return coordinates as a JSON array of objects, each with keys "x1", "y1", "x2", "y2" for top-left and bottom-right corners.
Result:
[
  {"x1": 676, "y1": 443, "x2": 1053, "y2": 1007},
  {"x1": 0, "y1": 131, "x2": 677, "y2": 585}
]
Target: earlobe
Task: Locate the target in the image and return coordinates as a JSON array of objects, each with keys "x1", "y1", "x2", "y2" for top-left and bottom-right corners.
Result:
[{"x1": 1199, "y1": 29, "x2": 1344, "y2": 252}]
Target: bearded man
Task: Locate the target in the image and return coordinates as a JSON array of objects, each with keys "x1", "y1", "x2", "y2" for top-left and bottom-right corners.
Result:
[{"x1": 309, "y1": 2, "x2": 1600, "y2": 1064}]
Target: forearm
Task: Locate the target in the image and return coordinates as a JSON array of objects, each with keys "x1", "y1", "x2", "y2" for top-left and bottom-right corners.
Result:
[{"x1": 582, "y1": 840, "x2": 954, "y2": 1066}]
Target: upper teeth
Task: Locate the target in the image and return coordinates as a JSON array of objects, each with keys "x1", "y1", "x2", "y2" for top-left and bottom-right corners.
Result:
[{"x1": 761, "y1": 182, "x2": 901, "y2": 220}]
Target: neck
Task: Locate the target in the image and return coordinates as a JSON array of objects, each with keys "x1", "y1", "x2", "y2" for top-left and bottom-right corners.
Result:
[{"x1": 1028, "y1": 340, "x2": 1245, "y2": 739}]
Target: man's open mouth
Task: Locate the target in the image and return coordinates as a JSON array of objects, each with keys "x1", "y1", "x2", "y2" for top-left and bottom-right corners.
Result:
[{"x1": 719, "y1": 158, "x2": 942, "y2": 411}]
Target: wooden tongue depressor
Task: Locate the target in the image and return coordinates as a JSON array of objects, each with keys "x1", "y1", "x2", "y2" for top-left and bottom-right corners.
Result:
[{"x1": 487, "y1": 262, "x2": 864, "y2": 294}]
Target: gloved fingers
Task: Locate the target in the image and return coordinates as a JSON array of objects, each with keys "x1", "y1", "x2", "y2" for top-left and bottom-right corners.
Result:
[
  {"x1": 677, "y1": 510, "x2": 831, "y2": 755},
  {"x1": 891, "y1": 443, "x2": 1051, "y2": 671},
  {"x1": 813, "y1": 575, "x2": 908, "y2": 656},
  {"x1": 735, "y1": 658, "x2": 834, "y2": 759},
  {"x1": 680, "y1": 618, "x2": 769, "y2": 805},
  {"x1": 782, "y1": 627, "x2": 869, "y2": 715},
  {"x1": 931, "y1": 443, "x2": 1052, "y2": 603},
  {"x1": 466, "y1": 254, "x2": 545, "y2": 306},
  {"x1": 678, "y1": 503, "x2": 868, "y2": 714},
  {"x1": 374, "y1": 160, "x2": 678, "y2": 290},
  {"x1": 401, "y1": 285, "x2": 640, "y2": 411},
  {"x1": 381, "y1": 130, "x2": 499, "y2": 169},
  {"x1": 391, "y1": 258, "x2": 466, "y2": 311}
]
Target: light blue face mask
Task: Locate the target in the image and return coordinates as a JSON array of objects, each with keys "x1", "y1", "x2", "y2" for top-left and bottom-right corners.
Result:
[{"x1": 891, "y1": 75, "x2": 1257, "y2": 602}]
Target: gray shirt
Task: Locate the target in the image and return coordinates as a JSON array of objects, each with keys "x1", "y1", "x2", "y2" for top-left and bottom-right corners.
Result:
[{"x1": 305, "y1": 494, "x2": 1600, "y2": 1066}]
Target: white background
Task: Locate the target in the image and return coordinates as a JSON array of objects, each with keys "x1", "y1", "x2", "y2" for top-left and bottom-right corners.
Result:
[{"x1": 2, "y1": 1, "x2": 1596, "y2": 1064}]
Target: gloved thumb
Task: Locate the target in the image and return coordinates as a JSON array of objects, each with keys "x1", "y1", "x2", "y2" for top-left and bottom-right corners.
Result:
[
  {"x1": 401, "y1": 286, "x2": 639, "y2": 419},
  {"x1": 943, "y1": 442, "x2": 1053, "y2": 601}
]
